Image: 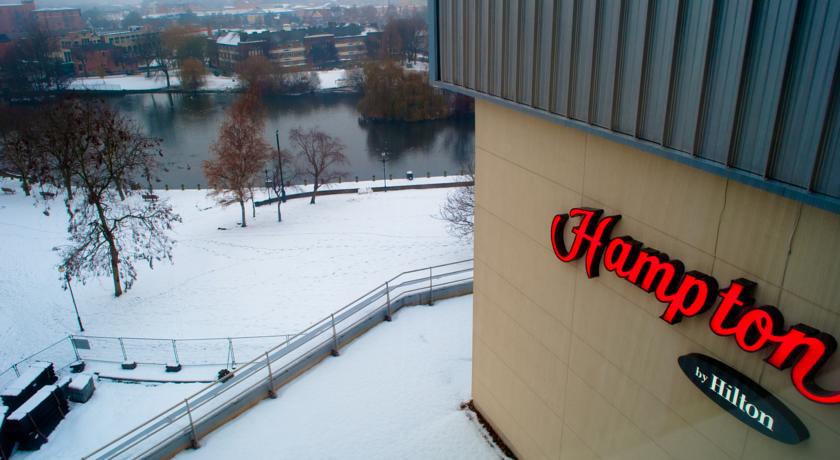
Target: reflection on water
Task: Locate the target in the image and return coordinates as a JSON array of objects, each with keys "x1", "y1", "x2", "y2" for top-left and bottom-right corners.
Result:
[{"x1": 103, "y1": 92, "x2": 475, "y2": 188}]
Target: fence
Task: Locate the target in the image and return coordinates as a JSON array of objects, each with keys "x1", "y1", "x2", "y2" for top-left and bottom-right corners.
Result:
[
  {"x1": 70, "y1": 334, "x2": 299, "y2": 369},
  {"x1": 0, "y1": 336, "x2": 79, "y2": 390},
  {"x1": 83, "y1": 259, "x2": 473, "y2": 459},
  {"x1": 0, "y1": 333, "x2": 298, "y2": 389}
]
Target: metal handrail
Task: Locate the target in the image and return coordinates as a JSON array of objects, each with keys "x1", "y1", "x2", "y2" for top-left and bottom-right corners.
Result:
[{"x1": 84, "y1": 259, "x2": 473, "y2": 460}]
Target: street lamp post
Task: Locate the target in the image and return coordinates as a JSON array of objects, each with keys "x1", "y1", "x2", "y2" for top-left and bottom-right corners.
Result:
[
  {"x1": 58, "y1": 266, "x2": 84, "y2": 332},
  {"x1": 381, "y1": 152, "x2": 389, "y2": 192},
  {"x1": 275, "y1": 130, "x2": 286, "y2": 202}
]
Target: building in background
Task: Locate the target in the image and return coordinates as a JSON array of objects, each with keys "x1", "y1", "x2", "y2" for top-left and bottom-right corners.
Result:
[
  {"x1": 270, "y1": 42, "x2": 306, "y2": 69},
  {"x1": 98, "y1": 27, "x2": 156, "y2": 56},
  {"x1": 0, "y1": 0, "x2": 35, "y2": 39},
  {"x1": 32, "y1": 7, "x2": 84, "y2": 34},
  {"x1": 212, "y1": 30, "x2": 269, "y2": 72},
  {"x1": 334, "y1": 34, "x2": 367, "y2": 62},
  {"x1": 430, "y1": 1, "x2": 840, "y2": 459}
]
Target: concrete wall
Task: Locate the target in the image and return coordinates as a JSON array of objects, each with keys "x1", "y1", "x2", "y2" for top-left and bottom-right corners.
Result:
[{"x1": 472, "y1": 99, "x2": 840, "y2": 460}]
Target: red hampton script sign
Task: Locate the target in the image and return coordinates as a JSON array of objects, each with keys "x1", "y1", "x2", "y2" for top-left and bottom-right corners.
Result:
[{"x1": 551, "y1": 208, "x2": 838, "y2": 405}]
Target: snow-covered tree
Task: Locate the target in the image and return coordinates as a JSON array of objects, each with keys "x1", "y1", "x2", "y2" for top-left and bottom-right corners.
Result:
[
  {"x1": 57, "y1": 100, "x2": 180, "y2": 296},
  {"x1": 289, "y1": 127, "x2": 348, "y2": 204},
  {"x1": 440, "y1": 165, "x2": 474, "y2": 240},
  {"x1": 203, "y1": 92, "x2": 271, "y2": 227},
  {"x1": 7, "y1": 98, "x2": 181, "y2": 297}
]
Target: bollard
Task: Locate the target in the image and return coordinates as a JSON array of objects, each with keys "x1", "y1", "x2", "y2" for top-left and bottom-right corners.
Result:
[
  {"x1": 181, "y1": 184, "x2": 185, "y2": 191},
  {"x1": 330, "y1": 314, "x2": 340, "y2": 356},
  {"x1": 197, "y1": 184, "x2": 201, "y2": 190},
  {"x1": 355, "y1": 176, "x2": 358, "y2": 182},
  {"x1": 372, "y1": 175, "x2": 376, "y2": 182},
  {"x1": 165, "y1": 184, "x2": 169, "y2": 191},
  {"x1": 426, "y1": 171, "x2": 430, "y2": 178},
  {"x1": 389, "y1": 174, "x2": 392, "y2": 180},
  {"x1": 304, "y1": 179, "x2": 308, "y2": 186},
  {"x1": 338, "y1": 177, "x2": 342, "y2": 184},
  {"x1": 444, "y1": 170, "x2": 447, "y2": 177}
]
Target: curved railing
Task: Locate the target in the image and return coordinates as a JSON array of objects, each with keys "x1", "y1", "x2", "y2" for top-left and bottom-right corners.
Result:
[{"x1": 83, "y1": 259, "x2": 474, "y2": 460}]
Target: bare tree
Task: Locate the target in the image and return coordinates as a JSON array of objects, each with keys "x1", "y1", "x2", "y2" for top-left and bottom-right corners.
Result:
[
  {"x1": 289, "y1": 127, "x2": 348, "y2": 204},
  {"x1": 440, "y1": 165, "x2": 474, "y2": 240},
  {"x1": 204, "y1": 93, "x2": 271, "y2": 227},
  {"x1": 13, "y1": 99, "x2": 180, "y2": 297},
  {"x1": 0, "y1": 106, "x2": 41, "y2": 196},
  {"x1": 136, "y1": 33, "x2": 159, "y2": 78},
  {"x1": 2, "y1": 25, "x2": 71, "y2": 95}
]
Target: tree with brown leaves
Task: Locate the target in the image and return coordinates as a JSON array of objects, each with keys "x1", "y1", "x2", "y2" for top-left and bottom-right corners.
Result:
[
  {"x1": 289, "y1": 127, "x2": 348, "y2": 204},
  {"x1": 204, "y1": 93, "x2": 271, "y2": 227},
  {"x1": 179, "y1": 57, "x2": 207, "y2": 92},
  {"x1": 237, "y1": 55, "x2": 274, "y2": 93}
]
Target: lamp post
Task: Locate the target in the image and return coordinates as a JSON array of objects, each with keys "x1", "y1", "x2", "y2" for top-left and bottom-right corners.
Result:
[
  {"x1": 381, "y1": 152, "x2": 389, "y2": 192},
  {"x1": 58, "y1": 266, "x2": 84, "y2": 332},
  {"x1": 275, "y1": 130, "x2": 286, "y2": 202}
]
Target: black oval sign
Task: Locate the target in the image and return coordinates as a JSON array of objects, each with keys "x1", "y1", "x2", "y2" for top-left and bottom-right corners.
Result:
[{"x1": 678, "y1": 353, "x2": 809, "y2": 444}]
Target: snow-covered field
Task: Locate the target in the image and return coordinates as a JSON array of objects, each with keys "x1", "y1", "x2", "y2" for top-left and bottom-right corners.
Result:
[
  {"x1": 317, "y1": 69, "x2": 347, "y2": 90},
  {"x1": 68, "y1": 74, "x2": 239, "y2": 92},
  {"x1": 0, "y1": 177, "x2": 471, "y2": 370},
  {"x1": 0, "y1": 177, "x2": 488, "y2": 459}
]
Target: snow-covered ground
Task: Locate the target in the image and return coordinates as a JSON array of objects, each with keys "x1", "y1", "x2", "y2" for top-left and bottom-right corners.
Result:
[
  {"x1": 0, "y1": 177, "x2": 471, "y2": 371},
  {"x1": 68, "y1": 73, "x2": 239, "y2": 92},
  {"x1": 316, "y1": 69, "x2": 347, "y2": 90},
  {"x1": 12, "y1": 297, "x2": 497, "y2": 459},
  {"x1": 177, "y1": 295, "x2": 499, "y2": 460},
  {"x1": 14, "y1": 380, "x2": 204, "y2": 459},
  {"x1": 68, "y1": 69, "x2": 350, "y2": 92},
  {"x1": 404, "y1": 61, "x2": 430, "y2": 73}
]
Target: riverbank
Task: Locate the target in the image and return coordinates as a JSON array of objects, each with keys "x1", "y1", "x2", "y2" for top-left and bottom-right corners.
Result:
[{"x1": 67, "y1": 68, "x2": 351, "y2": 94}]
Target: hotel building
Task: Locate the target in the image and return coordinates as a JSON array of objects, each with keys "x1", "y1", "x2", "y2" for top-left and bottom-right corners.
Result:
[{"x1": 429, "y1": 1, "x2": 840, "y2": 459}]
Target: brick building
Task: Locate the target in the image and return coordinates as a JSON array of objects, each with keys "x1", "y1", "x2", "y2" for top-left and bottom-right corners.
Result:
[{"x1": 0, "y1": 0, "x2": 34, "y2": 39}]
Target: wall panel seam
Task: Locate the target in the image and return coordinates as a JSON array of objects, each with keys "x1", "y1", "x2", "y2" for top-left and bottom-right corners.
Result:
[{"x1": 475, "y1": 262, "x2": 574, "y2": 364}]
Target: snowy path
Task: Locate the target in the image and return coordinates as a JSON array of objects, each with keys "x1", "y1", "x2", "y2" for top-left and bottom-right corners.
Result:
[{"x1": 0, "y1": 180, "x2": 472, "y2": 371}]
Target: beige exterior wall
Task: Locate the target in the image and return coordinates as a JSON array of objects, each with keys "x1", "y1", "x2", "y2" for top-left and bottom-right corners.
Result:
[{"x1": 472, "y1": 98, "x2": 840, "y2": 460}]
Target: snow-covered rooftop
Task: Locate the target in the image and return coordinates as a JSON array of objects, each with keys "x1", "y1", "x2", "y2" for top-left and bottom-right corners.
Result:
[{"x1": 216, "y1": 32, "x2": 240, "y2": 46}]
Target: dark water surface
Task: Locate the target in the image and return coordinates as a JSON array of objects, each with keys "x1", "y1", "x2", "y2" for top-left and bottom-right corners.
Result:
[{"x1": 105, "y1": 92, "x2": 475, "y2": 189}]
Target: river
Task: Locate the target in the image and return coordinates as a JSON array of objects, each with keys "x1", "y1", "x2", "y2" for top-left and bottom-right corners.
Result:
[{"x1": 104, "y1": 92, "x2": 475, "y2": 189}]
